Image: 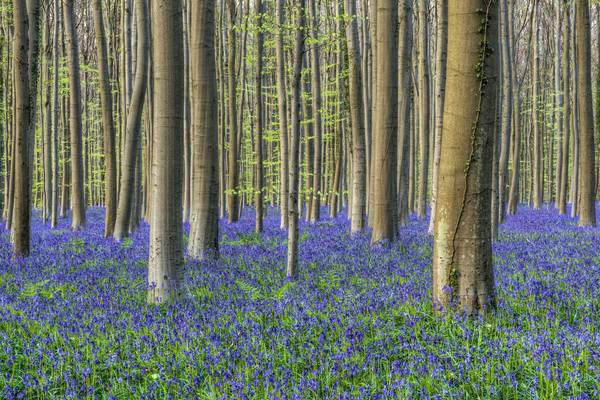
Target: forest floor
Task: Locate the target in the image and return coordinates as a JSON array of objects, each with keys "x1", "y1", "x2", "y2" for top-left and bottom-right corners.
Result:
[{"x1": 0, "y1": 206, "x2": 598, "y2": 399}]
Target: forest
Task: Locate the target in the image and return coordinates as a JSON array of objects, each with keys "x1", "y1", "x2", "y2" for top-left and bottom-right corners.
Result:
[{"x1": 0, "y1": 0, "x2": 598, "y2": 398}]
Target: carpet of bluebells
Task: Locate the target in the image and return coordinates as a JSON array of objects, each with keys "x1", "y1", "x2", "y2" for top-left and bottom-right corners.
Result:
[{"x1": 0, "y1": 205, "x2": 598, "y2": 399}]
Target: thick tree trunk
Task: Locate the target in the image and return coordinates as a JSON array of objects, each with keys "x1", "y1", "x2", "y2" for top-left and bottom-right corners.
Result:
[
  {"x1": 576, "y1": 0, "x2": 596, "y2": 226},
  {"x1": 370, "y1": 0, "x2": 398, "y2": 245},
  {"x1": 287, "y1": 0, "x2": 306, "y2": 279},
  {"x1": 188, "y1": 0, "x2": 219, "y2": 259},
  {"x1": 147, "y1": 0, "x2": 185, "y2": 304},
  {"x1": 433, "y1": 0, "x2": 498, "y2": 315},
  {"x1": 63, "y1": 0, "x2": 86, "y2": 229},
  {"x1": 12, "y1": 0, "x2": 31, "y2": 257},
  {"x1": 113, "y1": 0, "x2": 149, "y2": 241}
]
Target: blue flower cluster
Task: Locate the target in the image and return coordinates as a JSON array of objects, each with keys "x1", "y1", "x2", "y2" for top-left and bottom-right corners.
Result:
[{"x1": 0, "y1": 206, "x2": 597, "y2": 399}]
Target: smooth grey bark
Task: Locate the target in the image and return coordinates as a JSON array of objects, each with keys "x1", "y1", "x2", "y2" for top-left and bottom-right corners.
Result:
[
  {"x1": 188, "y1": 0, "x2": 219, "y2": 259},
  {"x1": 576, "y1": 0, "x2": 596, "y2": 226},
  {"x1": 370, "y1": 0, "x2": 398, "y2": 245},
  {"x1": 147, "y1": 0, "x2": 186, "y2": 304},
  {"x1": 12, "y1": 0, "x2": 31, "y2": 256}
]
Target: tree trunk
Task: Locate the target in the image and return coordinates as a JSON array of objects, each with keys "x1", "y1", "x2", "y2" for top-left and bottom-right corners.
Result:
[
  {"x1": 254, "y1": 0, "x2": 264, "y2": 232},
  {"x1": 370, "y1": 0, "x2": 398, "y2": 245},
  {"x1": 308, "y1": 0, "x2": 322, "y2": 223},
  {"x1": 63, "y1": 0, "x2": 86, "y2": 229},
  {"x1": 345, "y1": 0, "x2": 366, "y2": 233},
  {"x1": 147, "y1": 0, "x2": 185, "y2": 304},
  {"x1": 92, "y1": 0, "x2": 118, "y2": 237},
  {"x1": 287, "y1": 0, "x2": 306, "y2": 279},
  {"x1": 497, "y1": 0, "x2": 512, "y2": 223},
  {"x1": 428, "y1": 0, "x2": 447, "y2": 234},
  {"x1": 188, "y1": 0, "x2": 219, "y2": 259},
  {"x1": 559, "y1": 3, "x2": 570, "y2": 215},
  {"x1": 113, "y1": 0, "x2": 149, "y2": 241},
  {"x1": 416, "y1": 0, "x2": 430, "y2": 219},
  {"x1": 576, "y1": 0, "x2": 596, "y2": 226},
  {"x1": 226, "y1": 0, "x2": 240, "y2": 223},
  {"x1": 12, "y1": 0, "x2": 31, "y2": 257},
  {"x1": 398, "y1": 0, "x2": 413, "y2": 224},
  {"x1": 433, "y1": 0, "x2": 498, "y2": 315},
  {"x1": 531, "y1": 2, "x2": 542, "y2": 210},
  {"x1": 275, "y1": 0, "x2": 288, "y2": 228}
]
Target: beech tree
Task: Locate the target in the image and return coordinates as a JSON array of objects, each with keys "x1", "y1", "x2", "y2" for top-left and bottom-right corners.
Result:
[
  {"x1": 147, "y1": 0, "x2": 185, "y2": 304},
  {"x1": 287, "y1": 0, "x2": 306, "y2": 279},
  {"x1": 433, "y1": 0, "x2": 498, "y2": 314},
  {"x1": 370, "y1": 0, "x2": 398, "y2": 246},
  {"x1": 188, "y1": 0, "x2": 219, "y2": 259}
]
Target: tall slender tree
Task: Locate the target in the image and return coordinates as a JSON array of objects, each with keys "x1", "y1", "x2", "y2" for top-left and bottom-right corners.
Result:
[
  {"x1": 275, "y1": 0, "x2": 288, "y2": 229},
  {"x1": 254, "y1": 0, "x2": 264, "y2": 232},
  {"x1": 63, "y1": 0, "x2": 86, "y2": 229},
  {"x1": 287, "y1": 0, "x2": 307, "y2": 279},
  {"x1": 92, "y1": 0, "x2": 117, "y2": 237},
  {"x1": 113, "y1": 0, "x2": 149, "y2": 241}
]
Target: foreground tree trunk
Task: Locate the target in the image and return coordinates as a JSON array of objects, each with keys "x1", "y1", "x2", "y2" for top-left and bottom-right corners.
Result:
[
  {"x1": 92, "y1": 0, "x2": 117, "y2": 237},
  {"x1": 188, "y1": 0, "x2": 219, "y2": 259},
  {"x1": 576, "y1": 0, "x2": 596, "y2": 226},
  {"x1": 12, "y1": 0, "x2": 31, "y2": 257},
  {"x1": 433, "y1": 0, "x2": 498, "y2": 315},
  {"x1": 147, "y1": 0, "x2": 185, "y2": 304},
  {"x1": 63, "y1": 0, "x2": 86, "y2": 229},
  {"x1": 287, "y1": 0, "x2": 306, "y2": 279},
  {"x1": 370, "y1": 0, "x2": 398, "y2": 245},
  {"x1": 113, "y1": 0, "x2": 149, "y2": 241}
]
